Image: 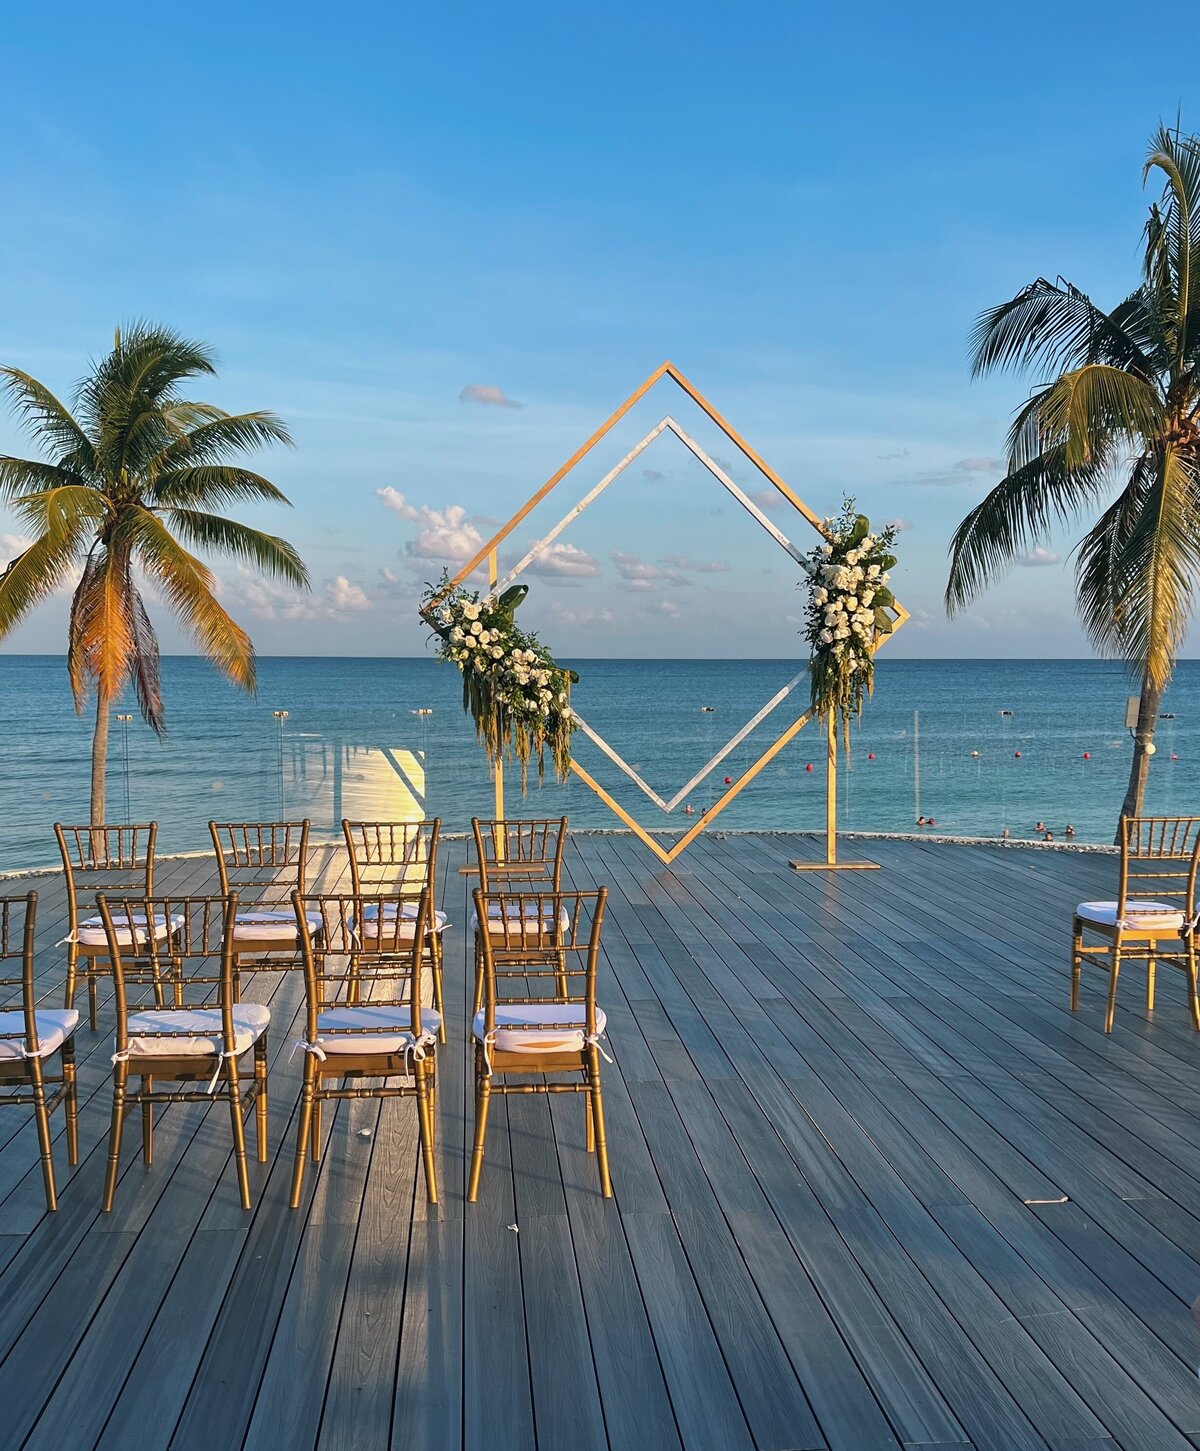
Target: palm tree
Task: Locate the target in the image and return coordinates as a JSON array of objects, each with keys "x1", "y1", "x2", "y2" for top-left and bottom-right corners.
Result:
[
  {"x1": 946, "y1": 125, "x2": 1200, "y2": 832},
  {"x1": 0, "y1": 323, "x2": 309, "y2": 823}
]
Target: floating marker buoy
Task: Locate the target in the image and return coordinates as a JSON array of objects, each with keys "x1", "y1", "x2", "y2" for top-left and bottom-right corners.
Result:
[
  {"x1": 1082, "y1": 752, "x2": 1090, "y2": 760},
  {"x1": 805, "y1": 763, "x2": 814, "y2": 772},
  {"x1": 1014, "y1": 751, "x2": 1021, "y2": 758},
  {"x1": 723, "y1": 776, "x2": 732, "y2": 784},
  {"x1": 699, "y1": 706, "x2": 714, "y2": 712},
  {"x1": 868, "y1": 753, "x2": 875, "y2": 760},
  {"x1": 1172, "y1": 753, "x2": 1179, "y2": 760},
  {"x1": 970, "y1": 750, "x2": 980, "y2": 758}
]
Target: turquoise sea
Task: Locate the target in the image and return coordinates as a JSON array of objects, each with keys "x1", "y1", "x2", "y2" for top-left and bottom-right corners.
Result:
[{"x1": 1, "y1": 655, "x2": 1197, "y2": 868}]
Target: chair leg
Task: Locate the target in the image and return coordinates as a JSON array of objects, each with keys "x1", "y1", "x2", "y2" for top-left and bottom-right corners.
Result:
[
  {"x1": 64, "y1": 952, "x2": 77, "y2": 1013},
  {"x1": 63, "y1": 1041, "x2": 79, "y2": 1166},
  {"x1": 1104, "y1": 949, "x2": 1121, "y2": 1033},
  {"x1": 585, "y1": 1083, "x2": 595, "y2": 1153},
  {"x1": 226, "y1": 1062, "x2": 251, "y2": 1211},
  {"x1": 290, "y1": 1065, "x2": 316, "y2": 1209},
  {"x1": 472, "y1": 936, "x2": 484, "y2": 1014},
  {"x1": 432, "y1": 935, "x2": 446, "y2": 1043},
  {"x1": 30, "y1": 1063, "x2": 57, "y2": 1213},
  {"x1": 310, "y1": 1096, "x2": 322, "y2": 1163},
  {"x1": 142, "y1": 1077, "x2": 154, "y2": 1164},
  {"x1": 1146, "y1": 949, "x2": 1157, "y2": 1012},
  {"x1": 467, "y1": 1059, "x2": 491, "y2": 1204},
  {"x1": 1188, "y1": 947, "x2": 1200, "y2": 1031},
  {"x1": 103, "y1": 1066, "x2": 129, "y2": 1212},
  {"x1": 588, "y1": 1048, "x2": 612, "y2": 1198},
  {"x1": 255, "y1": 1040, "x2": 268, "y2": 1162},
  {"x1": 1069, "y1": 926, "x2": 1082, "y2": 1011},
  {"x1": 415, "y1": 1062, "x2": 439, "y2": 1205},
  {"x1": 87, "y1": 968, "x2": 99, "y2": 1033}
]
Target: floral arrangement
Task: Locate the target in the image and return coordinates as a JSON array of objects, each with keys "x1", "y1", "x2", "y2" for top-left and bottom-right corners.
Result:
[
  {"x1": 421, "y1": 576, "x2": 577, "y2": 789},
  {"x1": 801, "y1": 499, "x2": 897, "y2": 748}
]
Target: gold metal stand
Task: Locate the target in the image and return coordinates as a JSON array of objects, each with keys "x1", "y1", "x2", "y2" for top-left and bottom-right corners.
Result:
[{"x1": 790, "y1": 712, "x2": 879, "y2": 872}]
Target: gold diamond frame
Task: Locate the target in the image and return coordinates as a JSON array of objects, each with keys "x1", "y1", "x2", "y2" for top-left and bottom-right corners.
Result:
[{"x1": 435, "y1": 361, "x2": 908, "y2": 865}]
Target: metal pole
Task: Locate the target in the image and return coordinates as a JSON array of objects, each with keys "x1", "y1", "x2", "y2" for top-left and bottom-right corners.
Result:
[
  {"x1": 825, "y1": 710, "x2": 837, "y2": 865},
  {"x1": 274, "y1": 711, "x2": 289, "y2": 819},
  {"x1": 913, "y1": 709, "x2": 921, "y2": 823},
  {"x1": 116, "y1": 714, "x2": 133, "y2": 821},
  {"x1": 489, "y1": 549, "x2": 504, "y2": 821}
]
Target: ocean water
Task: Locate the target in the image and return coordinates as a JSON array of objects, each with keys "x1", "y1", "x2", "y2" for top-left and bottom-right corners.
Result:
[{"x1": 1, "y1": 654, "x2": 1197, "y2": 869}]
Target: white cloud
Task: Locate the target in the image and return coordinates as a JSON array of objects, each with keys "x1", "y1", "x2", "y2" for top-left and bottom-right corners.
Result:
[
  {"x1": 326, "y1": 576, "x2": 370, "y2": 612},
  {"x1": 886, "y1": 518, "x2": 914, "y2": 533},
  {"x1": 644, "y1": 598, "x2": 681, "y2": 619},
  {"x1": 523, "y1": 542, "x2": 599, "y2": 579},
  {"x1": 661, "y1": 554, "x2": 729, "y2": 574},
  {"x1": 376, "y1": 489, "x2": 486, "y2": 562},
  {"x1": 1019, "y1": 547, "x2": 1060, "y2": 567},
  {"x1": 747, "y1": 489, "x2": 782, "y2": 513},
  {"x1": 549, "y1": 603, "x2": 615, "y2": 627},
  {"x1": 611, "y1": 549, "x2": 690, "y2": 589},
  {"x1": 459, "y1": 384, "x2": 522, "y2": 409},
  {"x1": 906, "y1": 457, "x2": 1004, "y2": 487},
  {"x1": 0, "y1": 533, "x2": 33, "y2": 568},
  {"x1": 223, "y1": 566, "x2": 371, "y2": 621}
]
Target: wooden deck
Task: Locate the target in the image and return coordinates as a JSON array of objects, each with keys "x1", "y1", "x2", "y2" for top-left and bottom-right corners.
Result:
[{"x1": 1, "y1": 832, "x2": 1200, "y2": 1450}]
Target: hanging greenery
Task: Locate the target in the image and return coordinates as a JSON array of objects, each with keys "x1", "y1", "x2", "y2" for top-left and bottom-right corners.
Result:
[
  {"x1": 800, "y1": 499, "x2": 898, "y2": 749},
  {"x1": 421, "y1": 576, "x2": 577, "y2": 789}
]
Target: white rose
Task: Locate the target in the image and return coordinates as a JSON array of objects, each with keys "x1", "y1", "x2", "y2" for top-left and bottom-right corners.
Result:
[
  {"x1": 867, "y1": 564, "x2": 881, "y2": 579},
  {"x1": 474, "y1": 654, "x2": 487, "y2": 670},
  {"x1": 462, "y1": 601, "x2": 481, "y2": 621},
  {"x1": 813, "y1": 588, "x2": 828, "y2": 605},
  {"x1": 450, "y1": 626, "x2": 465, "y2": 643},
  {"x1": 861, "y1": 589, "x2": 874, "y2": 606},
  {"x1": 469, "y1": 620, "x2": 482, "y2": 636},
  {"x1": 819, "y1": 628, "x2": 833, "y2": 643},
  {"x1": 846, "y1": 549, "x2": 860, "y2": 566},
  {"x1": 490, "y1": 645, "x2": 504, "y2": 658}
]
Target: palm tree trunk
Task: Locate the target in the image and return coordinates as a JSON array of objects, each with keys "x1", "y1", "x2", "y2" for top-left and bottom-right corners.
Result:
[
  {"x1": 1116, "y1": 671, "x2": 1165, "y2": 839},
  {"x1": 91, "y1": 694, "x2": 110, "y2": 826}
]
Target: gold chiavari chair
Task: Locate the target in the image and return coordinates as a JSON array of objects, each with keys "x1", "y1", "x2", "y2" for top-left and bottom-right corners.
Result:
[
  {"x1": 97, "y1": 893, "x2": 270, "y2": 1212},
  {"x1": 55, "y1": 822, "x2": 159, "y2": 1030},
  {"x1": 469, "y1": 887, "x2": 611, "y2": 1202},
  {"x1": 210, "y1": 820, "x2": 316, "y2": 989},
  {"x1": 0, "y1": 893, "x2": 79, "y2": 1211},
  {"x1": 342, "y1": 818, "x2": 446, "y2": 1039},
  {"x1": 470, "y1": 816, "x2": 569, "y2": 1011},
  {"x1": 290, "y1": 889, "x2": 439, "y2": 1208},
  {"x1": 1071, "y1": 814, "x2": 1200, "y2": 1032}
]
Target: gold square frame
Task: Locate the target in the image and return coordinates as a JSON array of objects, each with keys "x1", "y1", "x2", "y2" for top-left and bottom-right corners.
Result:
[{"x1": 436, "y1": 361, "x2": 907, "y2": 865}]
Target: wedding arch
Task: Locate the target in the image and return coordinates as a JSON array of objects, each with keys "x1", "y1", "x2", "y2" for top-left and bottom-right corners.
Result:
[{"x1": 433, "y1": 361, "x2": 907, "y2": 866}]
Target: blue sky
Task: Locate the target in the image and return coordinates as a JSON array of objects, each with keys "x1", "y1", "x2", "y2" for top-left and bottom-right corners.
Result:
[{"x1": 0, "y1": 1, "x2": 1195, "y2": 658}]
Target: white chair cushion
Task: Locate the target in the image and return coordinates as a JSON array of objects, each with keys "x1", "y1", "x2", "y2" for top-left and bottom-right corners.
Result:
[
  {"x1": 122, "y1": 1002, "x2": 270, "y2": 1057},
  {"x1": 231, "y1": 909, "x2": 322, "y2": 943},
  {"x1": 470, "y1": 901, "x2": 570, "y2": 936},
  {"x1": 314, "y1": 1005, "x2": 441, "y2": 1055},
  {"x1": 357, "y1": 904, "x2": 448, "y2": 941},
  {"x1": 76, "y1": 912, "x2": 184, "y2": 948},
  {"x1": 0, "y1": 1008, "x2": 79, "y2": 1060},
  {"x1": 472, "y1": 1003, "x2": 606, "y2": 1055},
  {"x1": 1076, "y1": 900, "x2": 1186, "y2": 933}
]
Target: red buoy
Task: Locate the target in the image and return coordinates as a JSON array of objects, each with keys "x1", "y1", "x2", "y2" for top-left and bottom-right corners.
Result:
[
  {"x1": 1173, "y1": 753, "x2": 1180, "y2": 760},
  {"x1": 1014, "y1": 751, "x2": 1021, "y2": 758},
  {"x1": 805, "y1": 763, "x2": 814, "y2": 772},
  {"x1": 867, "y1": 753, "x2": 875, "y2": 760},
  {"x1": 723, "y1": 776, "x2": 732, "y2": 784},
  {"x1": 1082, "y1": 752, "x2": 1090, "y2": 760}
]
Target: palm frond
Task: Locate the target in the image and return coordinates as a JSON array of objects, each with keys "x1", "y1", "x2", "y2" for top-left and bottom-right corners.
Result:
[
  {"x1": 0, "y1": 369, "x2": 98, "y2": 469},
  {"x1": 1034, "y1": 364, "x2": 1165, "y2": 467},
  {"x1": 7, "y1": 483, "x2": 111, "y2": 537},
  {"x1": 971, "y1": 278, "x2": 1153, "y2": 380},
  {"x1": 945, "y1": 449, "x2": 1108, "y2": 613},
  {"x1": 129, "y1": 509, "x2": 256, "y2": 692},
  {"x1": 0, "y1": 457, "x2": 84, "y2": 501},
  {"x1": 150, "y1": 465, "x2": 292, "y2": 509},
  {"x1": 1104, "y1": 447, "x2": 1200, "y2": 689},
  {"x1": 1074, "y1": 454, "x2": 1155, "y2": 657},
  {"x1": 148, "y1": 411, "x2": 293, "y2": 473},
  {"x1": 65, "y1": 544, "x2": 138, "y2": 710},
  {"x1": 0, "y1": 531, "x2": 87, "y2": 638},
  {"x1": 128, "y1": 584, "x2": 164, "y2": 732},
  {"x1": 161, "y1": 508, "x2": 309, "y2": 585}
]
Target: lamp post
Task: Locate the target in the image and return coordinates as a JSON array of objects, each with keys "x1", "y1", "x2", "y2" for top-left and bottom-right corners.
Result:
[
  {"x1": 273, "y1": 711, "x2": 289, "y2": 818},
  {"x1": 116, "y1": 714, "x2": 133, "y2": 821}
]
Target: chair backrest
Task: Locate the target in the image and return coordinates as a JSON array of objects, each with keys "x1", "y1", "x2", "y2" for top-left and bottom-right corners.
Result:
[
  {"x1": 96, "y1": 894, "x2": 240, "y2": 1058},
  {"x1": 210, "y1": 821, "x2": 310, "y2": 904},
  {"x1": 1117, "y1": 815, "x2": 1200, "y2": 916},
  {"x1": 293, "y1": 890, "x2": 435, "y2": 1046},
  {"x1": 0, "y1": 893, "x2": 40, "y2": 1058},
  {"x1": 55, "y1": 824, "x2": 156, "y2": 933},
  {"x1": 473, "y1": 888, "x2": 606, "y2": 1036},
  {"x1": 342, "y1": 819, "x2": 440, "y2": 895},
  {"x1": 471, "y1": 817, "x2": 567, "y2": 891}
]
